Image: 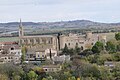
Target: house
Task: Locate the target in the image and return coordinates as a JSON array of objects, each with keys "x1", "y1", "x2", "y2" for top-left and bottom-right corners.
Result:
[
  {"x1": 26, "y1": 48, "x2": 57, "y2": 62},
  {"x1": 45, "y1": 49, "x2": 57, "y2": 60},
  {"x1": 53, "y1": 55, "x2": 70, "y2": 64},
  {"x1": 59, "y1": 32, "x2": 107, "y2": 50},
  {"x1": 0, "y1": 54, "x2": 21, "y2": 64},
  {"x1": 0, "y1": 42, "x2": 22, "y2": 64},
  {"x1": 104, "y1": 61, "x2": 120, "y2": 68},
  {"x1": 42, "y1": 65, "x2": 62, "y2": 72}
]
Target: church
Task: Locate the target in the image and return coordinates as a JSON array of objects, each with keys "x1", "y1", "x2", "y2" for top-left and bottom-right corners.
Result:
[
  {"x1": 18, "y1": 20, "x2": 58, "y2": 61},
  {"x1": 19, "y1": 19, "x2": 58, "y2": 50}
]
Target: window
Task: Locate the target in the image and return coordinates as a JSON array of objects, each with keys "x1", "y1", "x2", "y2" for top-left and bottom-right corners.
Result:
[
  {"x1": 76, "y1": 43, "x2": 78, "y2": 46},
  {"x1": 79, "y1": 42, "x2": 84, "y2": 44},
  {"x1": 30, "y1": 39, "x2": 32, "y2": 43},
  {"x1": 11, "y1": 47, "x2": 14, "y2": 50},
  {"x1": 42, "y1": 55, "x2": 44, "y2": 57},
  {"x1": 8, "y1": 57, "x2": 10, "y2": 59},
  {"x1": 48, "y1": 40, "x2": 51, "y2": 44},
  {"x1": 18, "y1": 52, "x2": 20, "y2": 55},
  {"x1": 36, "y1": 38, "x2": 39, "y2": 43},
  {"x1": 91, "y1": 43, "x2": 94, "y2": 45},
  {"x1": 68, "y1": 43, "x2": 70, "y2": 46},
  {"x1": 81, "y1": 46, "x2": 83, "y2": 50},
  {"x1": 24, "y1": 39, "x2": 26, "y2": 43}
]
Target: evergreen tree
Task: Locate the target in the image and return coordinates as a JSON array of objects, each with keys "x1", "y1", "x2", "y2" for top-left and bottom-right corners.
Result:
[
  {"x1": 115, "y1": 32, "x2": 120, "y2": 40},
  {"x1": 106, "y1": 41, "x2": 117, "y2": 53},
  {"x1": 75, "y1": 45, "x2": 81, "y2": 54},
  {"x1": 62, "y1": 44, "x2": 69, "y2": 55},
  {"x1": 21, "y1": 46, "x2": 27, "y2": 64},
  {"x1": 27, "y1": 71, "x2": 38, "y2": 80},
  {"x1": 92, "y1": 41, "x2": 104, "y2": 53}
]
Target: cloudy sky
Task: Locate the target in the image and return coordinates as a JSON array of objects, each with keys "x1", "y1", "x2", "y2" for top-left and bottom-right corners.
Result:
[{"x1": 0, "y1": 0, "x2": 120, "y2": 23}]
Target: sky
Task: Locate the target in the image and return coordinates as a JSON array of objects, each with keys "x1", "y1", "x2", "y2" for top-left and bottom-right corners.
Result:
[{"x1": 0, "y1": 0, "x2": 120, "y2": 23}]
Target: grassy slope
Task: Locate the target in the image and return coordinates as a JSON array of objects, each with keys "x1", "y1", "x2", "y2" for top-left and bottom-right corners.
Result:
[{"x1": 0, "y1": 37, "x2": 19, "y2": 42}]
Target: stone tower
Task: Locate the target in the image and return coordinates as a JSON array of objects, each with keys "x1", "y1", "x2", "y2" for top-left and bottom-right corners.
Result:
[
  {"x1": 86, "y1": 31, "x2": 92, "y2": 39},
  {"x1": 19, "y1": 19, "x2": 24, "y2": 37}
]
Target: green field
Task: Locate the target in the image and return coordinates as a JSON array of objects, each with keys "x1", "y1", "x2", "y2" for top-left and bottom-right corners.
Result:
[{"x1": 0, "y1": 37, "x2": 19, "y2": 42}]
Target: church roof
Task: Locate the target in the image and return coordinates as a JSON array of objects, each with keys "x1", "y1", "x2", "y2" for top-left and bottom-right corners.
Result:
[{"x1": 20, "y1": 35, "x2": 55, "y2": 38}]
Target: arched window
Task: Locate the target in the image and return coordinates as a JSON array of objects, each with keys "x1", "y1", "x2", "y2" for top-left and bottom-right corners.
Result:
[
  {"x1": 76, "y1": 43, "x2": 78, "y2": 46},
  {"x1": 11, "y1": 47, "x2": 14, "y2": 50},
  {"x1": 81, "y1": 46, "x2": 83, "y2": 50},
  {"x1": 68, "y1": 43, "x2": 70, "y2": 46}
]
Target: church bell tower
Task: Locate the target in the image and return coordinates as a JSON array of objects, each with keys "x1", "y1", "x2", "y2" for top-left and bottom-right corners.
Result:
[{"x1": 19, "y1": 19, "x2": 24, "y2": 37}]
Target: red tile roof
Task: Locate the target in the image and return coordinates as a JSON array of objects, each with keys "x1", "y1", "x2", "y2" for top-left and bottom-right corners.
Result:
[{"x1": 0, "y1": 42, "x2": 18, "y2": 45}]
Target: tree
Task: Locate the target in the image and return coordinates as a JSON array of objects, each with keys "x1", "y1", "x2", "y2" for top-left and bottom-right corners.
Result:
[
  {"x1": 68, "y1": 48, "x2": 75, "y2": 56},
  {"x1": 92, "y1": 41, "x2": 104, "y2": 53},
  {"x1": 48, "y1": 71, "x2": 72, "y2": 80},
  {"x1": 13, "y1": 75, "x2": 21, "y2": 80},
  {"x1": 42, "y1": 78, "x2": 47, "y2": 80},
  {"x1": 62, "y1": 44, "x2": 69, "y2": 55},
  {"x1": 97, "y1": 54, "x2": 113, "y2": 65},
  {"x1": 33, "y1": 67, "x2": 46, "y2": 80},
  {"x1": 63, "y1": 71, "x2": 72, "y2": 80},
  {"x1": 21, "y1": 46, "x2": 27, "y2": 64},
  {"x1": 87, "y1": 54, "x2": 99, "y2": 64},
  {"x1": 42, "y1": 76, "x2": 54, "y2": 80},
  {"x1": 81, "y1": 64, "x2": 100, "y2": 79},
  {"x1": 113, "y1": 52, "x2": 120, "y2": 61},
  {"x1": 0, "y1": 64, "x2": 24, "y2": 80},
  {"x1": 106, "y1": 41, "x2": 117, "y2": 53},
  {"x1": 99, "y1": 66, "x2": 112, "y2": 80},
  {"x1": 75, "y1": 45, "x2": 81, "y2": 54},
  {"x1": 112, "y1": 63, "x2": 120, "y2": 79},
  {"x1": 0, "y1": 74, "x2": 8, "y2": 80},
  {"x1": 69, "y1": 76, "x2": 76, "y2": 80},
  {"x1": 115, "y1": 32, "x2": 120, "y2": 40},
  {"x1": 79, "y1": 49, "x2": 93, "y2": 56},
  {"x1": 116, "y1": 41, "x2": 120, "y2": 51},
  {"x1": 27, "y1": 71, "x2": 38, "y2": 80},
  {"x1": 117, "y1": 44, "x2": 120, "y2": 51}
]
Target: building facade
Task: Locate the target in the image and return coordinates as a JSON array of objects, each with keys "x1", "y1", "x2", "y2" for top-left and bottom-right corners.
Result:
[
  {"x1": 59, "y1": 32, "x2": 106, "y2": 50},
  {"x1": 0, "y1": 42, "x2": 22, "y2": 64}
]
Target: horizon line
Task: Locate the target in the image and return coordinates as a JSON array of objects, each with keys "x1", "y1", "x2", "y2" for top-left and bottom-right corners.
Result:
[{"x1": 0, "y1": 19, "x2": 120, "y2": 24}]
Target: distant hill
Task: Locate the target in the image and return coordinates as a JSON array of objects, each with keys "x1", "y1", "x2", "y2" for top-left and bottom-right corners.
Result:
[{"x1": 0, "y1": 20, "x2": 120, "y2": 29}]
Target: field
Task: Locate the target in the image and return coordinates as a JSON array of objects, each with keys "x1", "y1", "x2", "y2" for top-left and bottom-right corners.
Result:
[
  {"x1": 97, "y1": 32, "x2": 115, "y2": 41},
  {"x1": 0, "y1": 37, "x2": 19, "y2": 42}
]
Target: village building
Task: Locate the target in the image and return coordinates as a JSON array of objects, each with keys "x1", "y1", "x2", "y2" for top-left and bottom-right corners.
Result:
[
  {"x1": 53, "y1": 55, "x2": 70, "y2": 64},
  {"x1": 59, "y1": 32, "x2": 107, "y2": 50},
  {"x1": 104, "y1": 61, "x2": 120, "y2": 69},
  {"x1": 42, "y1": 65, "x2": 62, "y2": 72},
  {"x1": 0, "y1": 42, "x2": 22, "y2": 64}
]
